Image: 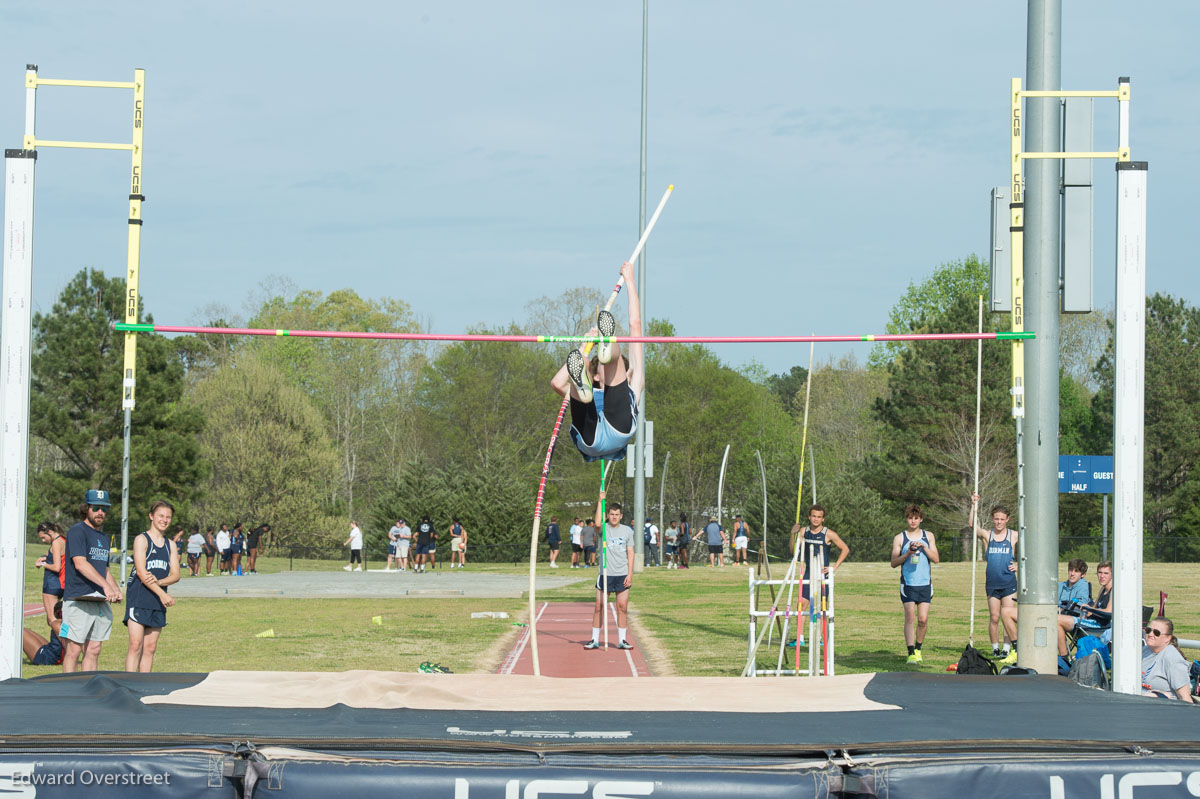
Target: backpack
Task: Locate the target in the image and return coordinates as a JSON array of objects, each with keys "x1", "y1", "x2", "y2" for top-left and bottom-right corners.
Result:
[
  {"x1": 1067, "y1": 651, "x2": 1110, "y2": 690},
  {"x1": 957, "y1": 644, "x2": 998, "y2": 675},
  {"x1": 1074, "y1": 635, "x2": 1111, "y2": 669}
]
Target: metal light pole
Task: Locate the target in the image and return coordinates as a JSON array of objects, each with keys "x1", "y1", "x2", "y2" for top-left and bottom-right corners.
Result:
[{"x1": 632, "y1": 0, "x2": 650, "y2": 569}]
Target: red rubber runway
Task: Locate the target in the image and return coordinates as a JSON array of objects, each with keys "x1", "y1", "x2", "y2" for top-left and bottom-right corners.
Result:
[
  {"x1": 498, "y1": 601, "x2": 651, "y2": 677},
  {"x1": 23, "y1": 603, "x2": 45, "y2": 618}
]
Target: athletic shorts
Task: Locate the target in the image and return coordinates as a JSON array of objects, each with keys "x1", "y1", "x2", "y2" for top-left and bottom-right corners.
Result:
[
  {"x1": 802, "y1": 577, "x2": 829, "y2": 603},
  {"x1": 61, "y1": 599, "x2": 113, "y2": 644},
  {"x1": 124, "y1": 606, "x2": 168, "y2": 629},
  {"x1": 664, "y1": 543, "x2": 676, "y2": 555},
  {"x1": 451, "y1": 538, "x2": 464, "y2": 553},
  {"x1": 187, "y1": 550, "x2": 201, "y2": 560},
  {"x1": 571, "y1": 543, "x2": 583, "y2": 553},
  {"x1": 548, "y1": 541, "x2": 560, "y2": 551},
  {"x1": 583, "y1": 546, "x2": 596, "y2": 557},
  {"x1": 202, "y1": 544, "x2": 216, "y2": 556},
  {"x1": 417, "y1": 543, "x2": 432, "y2": 555},
  {"x1": 220, "y1": 550, "x2": 232, "y2": 563},
  {"x1": 32, "y1": 641, "x2": 63, "y2": 666},
  {"x1": 734, "y1": 536, "x2": 749, "y2": 549},
  {"x1": 42, "y1": 583, "x2": 64, "y2": 599},
  {"x1": 708, "y1": 544, "x2": 722, "y2": 555},
  {"x1": 388, "y1": 543, "x2": 397, "y2": 555},
  {"x1": 900, "y1": 583, "x2": 933, "y2": 605},
  {"x1": 596, "y1": 574, "x2": 630, "y2": 594},
  {"x1": 987, "y1": 585, "x2": 1017, "y2": 600}
]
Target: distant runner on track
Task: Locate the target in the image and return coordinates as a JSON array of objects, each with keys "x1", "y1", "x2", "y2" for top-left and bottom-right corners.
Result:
[{"x1": 551, "y1": 262, "x2": 645, "y2": 463}]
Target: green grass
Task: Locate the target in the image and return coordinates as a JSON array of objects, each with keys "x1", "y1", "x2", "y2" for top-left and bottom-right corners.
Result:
[{"x1": 20, "y1": 553, "x2": 1199, "y2": 678}]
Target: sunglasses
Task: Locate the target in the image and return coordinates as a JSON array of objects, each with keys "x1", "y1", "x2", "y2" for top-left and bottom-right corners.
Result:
[
  {"x1": 1145, "y1": 627, "x2": 1166, "y2": 638},
  {"x1": 89, "y1": 505, "x2": 109, "y2": 512}
]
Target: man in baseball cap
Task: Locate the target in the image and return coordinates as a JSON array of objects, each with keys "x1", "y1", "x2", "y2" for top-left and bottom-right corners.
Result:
[{"x1": 61, "y1": 489, "x2": 121, "y2": 672}]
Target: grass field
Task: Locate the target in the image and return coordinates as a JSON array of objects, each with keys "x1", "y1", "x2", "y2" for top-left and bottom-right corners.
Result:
[{"x1": 19, "y1": 553, "x2": 1199, "y2": 678}]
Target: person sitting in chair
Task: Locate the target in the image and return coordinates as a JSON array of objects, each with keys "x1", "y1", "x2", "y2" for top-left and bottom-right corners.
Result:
[
  {"x1": 1057, "y1": 561, "x2": 1112, "y2": 658},
  {"x1": 1058, "y1": 558, "x2": 1092, "y2": 609}
]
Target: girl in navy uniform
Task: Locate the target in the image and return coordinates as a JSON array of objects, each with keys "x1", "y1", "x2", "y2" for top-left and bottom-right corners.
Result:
[
  {"x1": 34, "y1": 521, "x2": 66, "y2": 627},
  {"x1": 230, "y1": 523, "x2": 246, "y2": 575},
  {"x1": 889, "y1": 505, "x2": 939, "y2": 664},
  {"x1": 124, "y1": 500, "x2": 181, "y2": 672}
]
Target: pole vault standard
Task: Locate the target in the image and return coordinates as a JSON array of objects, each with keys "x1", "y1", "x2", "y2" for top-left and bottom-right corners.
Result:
[
  {"x1": 0, "y1": 66, "x2": 144, "y2": 681},
  {"x1": 114, "y1": 324, "x2": 1035, "y2": 345}
]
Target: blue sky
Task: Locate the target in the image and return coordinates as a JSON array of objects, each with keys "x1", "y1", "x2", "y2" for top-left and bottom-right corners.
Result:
[{"x1": 3, "y1": 2, "x2": 1198, "y2": 375}]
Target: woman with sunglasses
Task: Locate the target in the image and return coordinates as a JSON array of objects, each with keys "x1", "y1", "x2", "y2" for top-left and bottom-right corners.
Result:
[{"x1": 1141, "y1": 617, "x2": 1195, "y2": 702}]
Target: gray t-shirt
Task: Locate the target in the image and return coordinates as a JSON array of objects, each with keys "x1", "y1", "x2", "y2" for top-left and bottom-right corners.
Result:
[
  {"x1": 705, "y1": 522, "x2": 724, "y2": 546},
  {"x1": 601, "y1": 523, "x2": 633, "y2": 576},
  {"x1": 581, "y1": 526, "x2": 596, "y2": 548},
  {"x1": 388, "y1": 525, "x2": 403, "y2": 542},
  {"x1": 1142, "y1": 643, "x2": 1191, "y2": 696}
]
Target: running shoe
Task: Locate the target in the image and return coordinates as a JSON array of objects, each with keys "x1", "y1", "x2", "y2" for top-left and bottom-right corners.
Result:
[
  {"x1": 596, "y1": 309, "x2": 617, "y2": 364},
  {"x1": 999, "y1": 649, "x2": 1019, "y2": 666},
  {"x1": 566, "y1": 348, "x2": 592, "y2": 403},
  {"x1": 583, "y1": 640, "x2": 600, "y2": 650},
  {"x1": 905, "y1": 653, "x2": 920, "y2": 665},
  {"x1": 616, "y1": 641, "x2": 634, "y2": 650}
]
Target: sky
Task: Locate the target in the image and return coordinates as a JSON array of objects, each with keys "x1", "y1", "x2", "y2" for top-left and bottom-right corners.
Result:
[{"x1": 3, "y1": 2, "x2": 1198, "y2": 376}]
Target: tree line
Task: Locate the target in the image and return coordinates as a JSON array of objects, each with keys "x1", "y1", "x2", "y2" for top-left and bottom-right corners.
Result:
[{"x1": 25, "y1": 258, "x2": 1200, "y2": 562}]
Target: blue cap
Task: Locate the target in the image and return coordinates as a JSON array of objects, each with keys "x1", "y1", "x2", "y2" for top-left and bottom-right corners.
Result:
[{"x1": 85, "y1": 489, "x2": 112, "y2": 507}]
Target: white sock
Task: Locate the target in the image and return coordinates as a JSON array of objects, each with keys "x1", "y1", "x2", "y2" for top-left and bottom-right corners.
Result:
[
  {"x1": 592, "y1": 627, "x2": 600, "y2": 643},
  {"x1": 618, "y1": 627, "x2": 627, "y2": 643}
]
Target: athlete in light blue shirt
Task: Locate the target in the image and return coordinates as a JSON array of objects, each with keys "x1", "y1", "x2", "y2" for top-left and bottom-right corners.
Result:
[{"x1": 890, "y1": 504, "x2": 939, "y2": 665}]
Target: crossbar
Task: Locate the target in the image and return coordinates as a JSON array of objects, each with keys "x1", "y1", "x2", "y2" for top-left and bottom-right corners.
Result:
[{"x1": 113, "y1": 323, "x2": 1035, "y2": 345}]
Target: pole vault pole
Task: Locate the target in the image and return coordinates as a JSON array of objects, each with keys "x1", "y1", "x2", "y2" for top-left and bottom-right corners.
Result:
[
  {"x1": 968, "y1": 296, "x2": 983, "y2": 647},
  {"x1": 792, "y1": 341, "x2": 814, "y2": 674},
  {"x1": 717, "y1": 443, "x2": 731, "y2": 561},
  {"x1": 524, "y1": 184, "x2": 672, "y2": 676}
]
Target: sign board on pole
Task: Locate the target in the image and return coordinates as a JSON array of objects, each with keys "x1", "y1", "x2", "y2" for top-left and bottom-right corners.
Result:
[{"x1": 1057, "y1": 455, "x2": 1114, "y2": 494}]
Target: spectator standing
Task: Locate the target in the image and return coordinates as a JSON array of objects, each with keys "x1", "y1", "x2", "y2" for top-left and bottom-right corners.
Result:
[
  {"x1": 344, "y1": 522, "x2": 364, "y2": 571},
  {"x1": 246, "y1": 524, "x2": 269, "y2": 574},
  {"x1": 569, "y1": 517, "x2": 583, "y2": 568},
  {"x1": 678, "y1": 513, "x2": 691, "y2": 569},
  {"x1": 215, "y1": 524, "x2": 231, "y2": 575},
  {"x1": 386, "y1": 519, "x2": 402, "y2": 571},
  {"x1": 415, "y1": 516, "x2": 436, "y2": 573},
  {"x1": 731, "y1": 515, "x2": 751, "y2": 565},
  {"x1": 703, "y1": 517, "x2": 728, "y2": 567},
  {"x1": 124, "y1": 500, "x2": 180, "y2": 672},
  {"x1": 202, "y1": 527, "x2": 217, "y2": 576},
  {"x1": 580, "y1": 519, "x2": 597, "y2": 568},
  {"x1": 186, "y1": 528, "x2": 205, "y2": 576},
  {"x1": 34, "y1": 521, "x2": 66, "y2": 624},
  {"x1": 583, "y1": 495, "x2": 635, "y2": 651},
  {"x1": 61, "y1": 489, "x2": 121, "y2": 673},
  {"x1": 546, "y1": 516, "x2": 562, "y2": 568},
  {"x1": 644, "y1": 518, "x2": 660, "y2": 566},
  {"x1": 396, "y1": 518, "x2": 412, "y2": 571},
  {"x1": 663, "y1": 520, "x2": 679, "y2": 568},
  {"x1": 449, "y1": 517, "x2": 468, "y2": 568},
  {"x1": 230, "y1": 523, "x2": 246, "y2": 575}
]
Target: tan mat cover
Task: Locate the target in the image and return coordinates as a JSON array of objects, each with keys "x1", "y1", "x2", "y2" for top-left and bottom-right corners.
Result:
[{"x1": 144, "y1": 671, "x2": 898, "y2": 713}]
